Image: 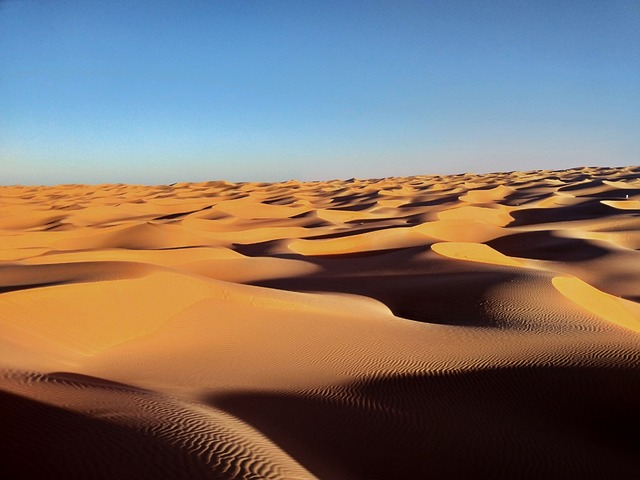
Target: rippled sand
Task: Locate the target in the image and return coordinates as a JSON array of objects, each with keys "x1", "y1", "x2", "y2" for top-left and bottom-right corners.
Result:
[{"x1": 1, "y1": 166, "x2": 640, "y2": 479}]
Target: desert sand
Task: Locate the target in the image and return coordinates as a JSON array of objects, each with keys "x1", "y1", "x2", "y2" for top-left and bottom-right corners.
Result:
[{"x1": 1, "y1": 165, "x2": 640, "y2": 479}]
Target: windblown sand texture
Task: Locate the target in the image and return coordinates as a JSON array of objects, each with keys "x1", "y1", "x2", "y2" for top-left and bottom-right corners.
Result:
[{"x1": 1, "y1": 165, "x2": 640, "y2": 479}]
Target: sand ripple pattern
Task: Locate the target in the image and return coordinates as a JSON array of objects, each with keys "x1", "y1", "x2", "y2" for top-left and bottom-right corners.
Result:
[{"x1": 0, "y1": 370, "x2": 313, "y2": 479}]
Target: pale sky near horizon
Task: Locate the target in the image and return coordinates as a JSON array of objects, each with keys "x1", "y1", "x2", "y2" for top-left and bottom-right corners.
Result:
[{"x1": 1, "y1": 0, "x2": 639, "y2": 185}]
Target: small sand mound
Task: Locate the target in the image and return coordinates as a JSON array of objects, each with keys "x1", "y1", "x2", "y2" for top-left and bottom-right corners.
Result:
[
  {"x1": 601, "y1": 200, "x2": 640, "y2": 210},
  {"x1": 437, "y1": 205, "x2": 513, "y2": 226},
  {"x1": 460, "y1": 184, "x2": 514, "y2": 203},
  {"x1": 413, "y1": 219, "x2": 506, "y2": 242},
  {"x1": 431, "y1": 242, "x2": 525, "y2": 267}
]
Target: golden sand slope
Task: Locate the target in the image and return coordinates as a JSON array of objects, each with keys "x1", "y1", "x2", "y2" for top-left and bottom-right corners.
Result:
[{"x1": 1, "y1": 166, "x2": 640, "y2": 479}]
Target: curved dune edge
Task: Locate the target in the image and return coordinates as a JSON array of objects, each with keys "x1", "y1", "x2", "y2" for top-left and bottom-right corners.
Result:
[
  {"x1": 459, "y1": 184, "x2": 514, "y2": 203},
  {"x1": 0, "y1": 269, "x2": 394, "y2": 359},
  {"x1": 315, "y1": 208, "x2": 391, "y2": 224},
  {"x1": 212, "y1": 197, "x2": 310, "y2": 220},
  {"x1": 288, "y1": 228, "x2": 428, "y2": 256},
  {"x1": 437, "y1": 205, "x2": 513, "y2": 226},
  {"x1": 601, "y1": 200, "x2": 640, "y2": 210},
  {"x1": 431, "y1": 242, "x2": 524, "y2": 267},
  {"x1": 552, "y1": 277, "x2": 640, "y2": 332},
  {"x1": 0, "y1": 272, "x2": 214, "y2": 356},
  {"x1": 0, "y1": 247, "x2": 49, "y2": 261},
  {"x1": 412, "y1": 220, "x2": 506, "y2": 243},
  {"x1": 602, "y1": 179, "x2": 640, "y2": 189},
  {"x1": 20, "y1": 246, "x2": 244, "y2": 265}
]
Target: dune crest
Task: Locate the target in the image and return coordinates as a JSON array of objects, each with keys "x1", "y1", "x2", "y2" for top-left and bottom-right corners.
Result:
[
  {"x1": 552, "y1": 276, "x2": 640, "y2": 332},
  {"x1": 431, "y1": 241, "x2": 525, "y2": 267}
]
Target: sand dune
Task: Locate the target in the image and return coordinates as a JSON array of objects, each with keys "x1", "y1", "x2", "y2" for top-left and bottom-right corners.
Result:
[{"x1": 1, "y1": 165, "x2": 640, "y2": 479}]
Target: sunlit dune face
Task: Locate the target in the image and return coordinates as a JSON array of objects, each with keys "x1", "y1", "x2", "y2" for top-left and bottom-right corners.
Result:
[
  {"x1": 431, "y1": 241, "x2": 525, "y2": 267},
  {"x1": 552, "y1": 276, "x2": 640, "y2": 333}
]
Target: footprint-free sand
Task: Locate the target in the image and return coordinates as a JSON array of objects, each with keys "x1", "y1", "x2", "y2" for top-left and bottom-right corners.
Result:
[{"x1": 1, "y1": 166, "x2": 640, "y2": 479}]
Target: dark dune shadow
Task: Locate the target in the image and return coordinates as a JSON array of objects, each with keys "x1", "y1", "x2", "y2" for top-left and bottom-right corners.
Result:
[
  {"x1": 500, "y1": 190, "x2": 556, "y2": 206},
  {"x1": 232, "y1": 234, "x2": 428, "y2": 257},
  {"x1": 240, "y1": 223, "x2": 634, "y2": 326},
  {"x1": 487, "y1": 231, "x2": 610, "y2": 262},
  {"x1": 554, "y1": 178, "x2": 640, "y2": 199},
  {"x1": 153, "y1": 205, "x2": 211, "y2": 221},
  {"x1": 0, "y1": 281, "x2": 63, "y2": 294},
  {"x1": 0, "y1": 263, "x2": 151, "y2": 294},
  {"x1": 0, "y1": 390, "x2": 215, "y2": 480},
  {"x1": 554, "y1": 172, "x2": 592, "y2": 183},
  {"x1": 251, "y1": 266, "x2": 521, "y2": 327},
  {"x1": 302, "y1": 224, "x2": 404, "y2": 241},
  {"x1": 557, "y1": 179, "x2": 607, "y2": 192},
  {"x1": 329, "y1": 189, "x2": 380, "y2": 202},
  {"x1": 508, "y1": 200, "x2": 630, "y2": 226},
  {"x1": 328, "y1": 201, "x2": 380, "y2": 212},
  {"x1": 0, "y1": 262, "x2": 98, "y2": 293},
  {"x1": 583, "y1": 189, "x2": 640, "y2": 199},
  {"x1": 211, "y1": 365, "x2": 640, "y2": 480},
  {"x1": 398, "y1": 193, "x2": 460, "y2": 208},
  {"x1": 239, "y1": 244, "x2": 529, "y2": 326},
  {"x1": 232, "y1": 239, "x2": 290, "y2": 256},
  {"x1": 237, "y1": 242, "x2": 426, "y2": 263},
  {"x1": 261, "y1": 197, "x2": 298, "y2": 206}
]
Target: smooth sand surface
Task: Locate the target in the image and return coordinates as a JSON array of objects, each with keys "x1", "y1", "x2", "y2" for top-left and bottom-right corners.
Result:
[{"x1": 1, "y1": 166, "x2": 640, "y2": 479}]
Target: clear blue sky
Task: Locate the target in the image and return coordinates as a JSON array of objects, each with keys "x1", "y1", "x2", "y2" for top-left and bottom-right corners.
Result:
[{"x1": 2, "y1": 0, "x2": 639, "y2": 184}]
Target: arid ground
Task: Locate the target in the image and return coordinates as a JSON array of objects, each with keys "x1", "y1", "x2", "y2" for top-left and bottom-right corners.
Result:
[{"x1": 1, "y1": 165, "x2": 640, "y2": 479}]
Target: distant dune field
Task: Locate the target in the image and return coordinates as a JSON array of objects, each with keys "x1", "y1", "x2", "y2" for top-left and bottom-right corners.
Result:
[{"x1": 1, "y1": 166, "x2": 640, "y2": 479}]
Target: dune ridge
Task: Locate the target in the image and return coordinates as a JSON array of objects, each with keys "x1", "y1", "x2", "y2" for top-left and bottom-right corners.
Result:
[{"x1": 1, "y1": 165, "x2": 640, "y2": 479}]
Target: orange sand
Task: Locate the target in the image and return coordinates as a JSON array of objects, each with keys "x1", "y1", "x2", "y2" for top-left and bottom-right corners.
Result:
[{"x1": 1, "y1": 166, "x2": 640, "y2": 479}]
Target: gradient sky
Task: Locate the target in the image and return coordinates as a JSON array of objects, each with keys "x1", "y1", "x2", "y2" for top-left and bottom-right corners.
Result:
[{"x1": 1, "y1": 0, "x2": 639, "y2": 185}]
